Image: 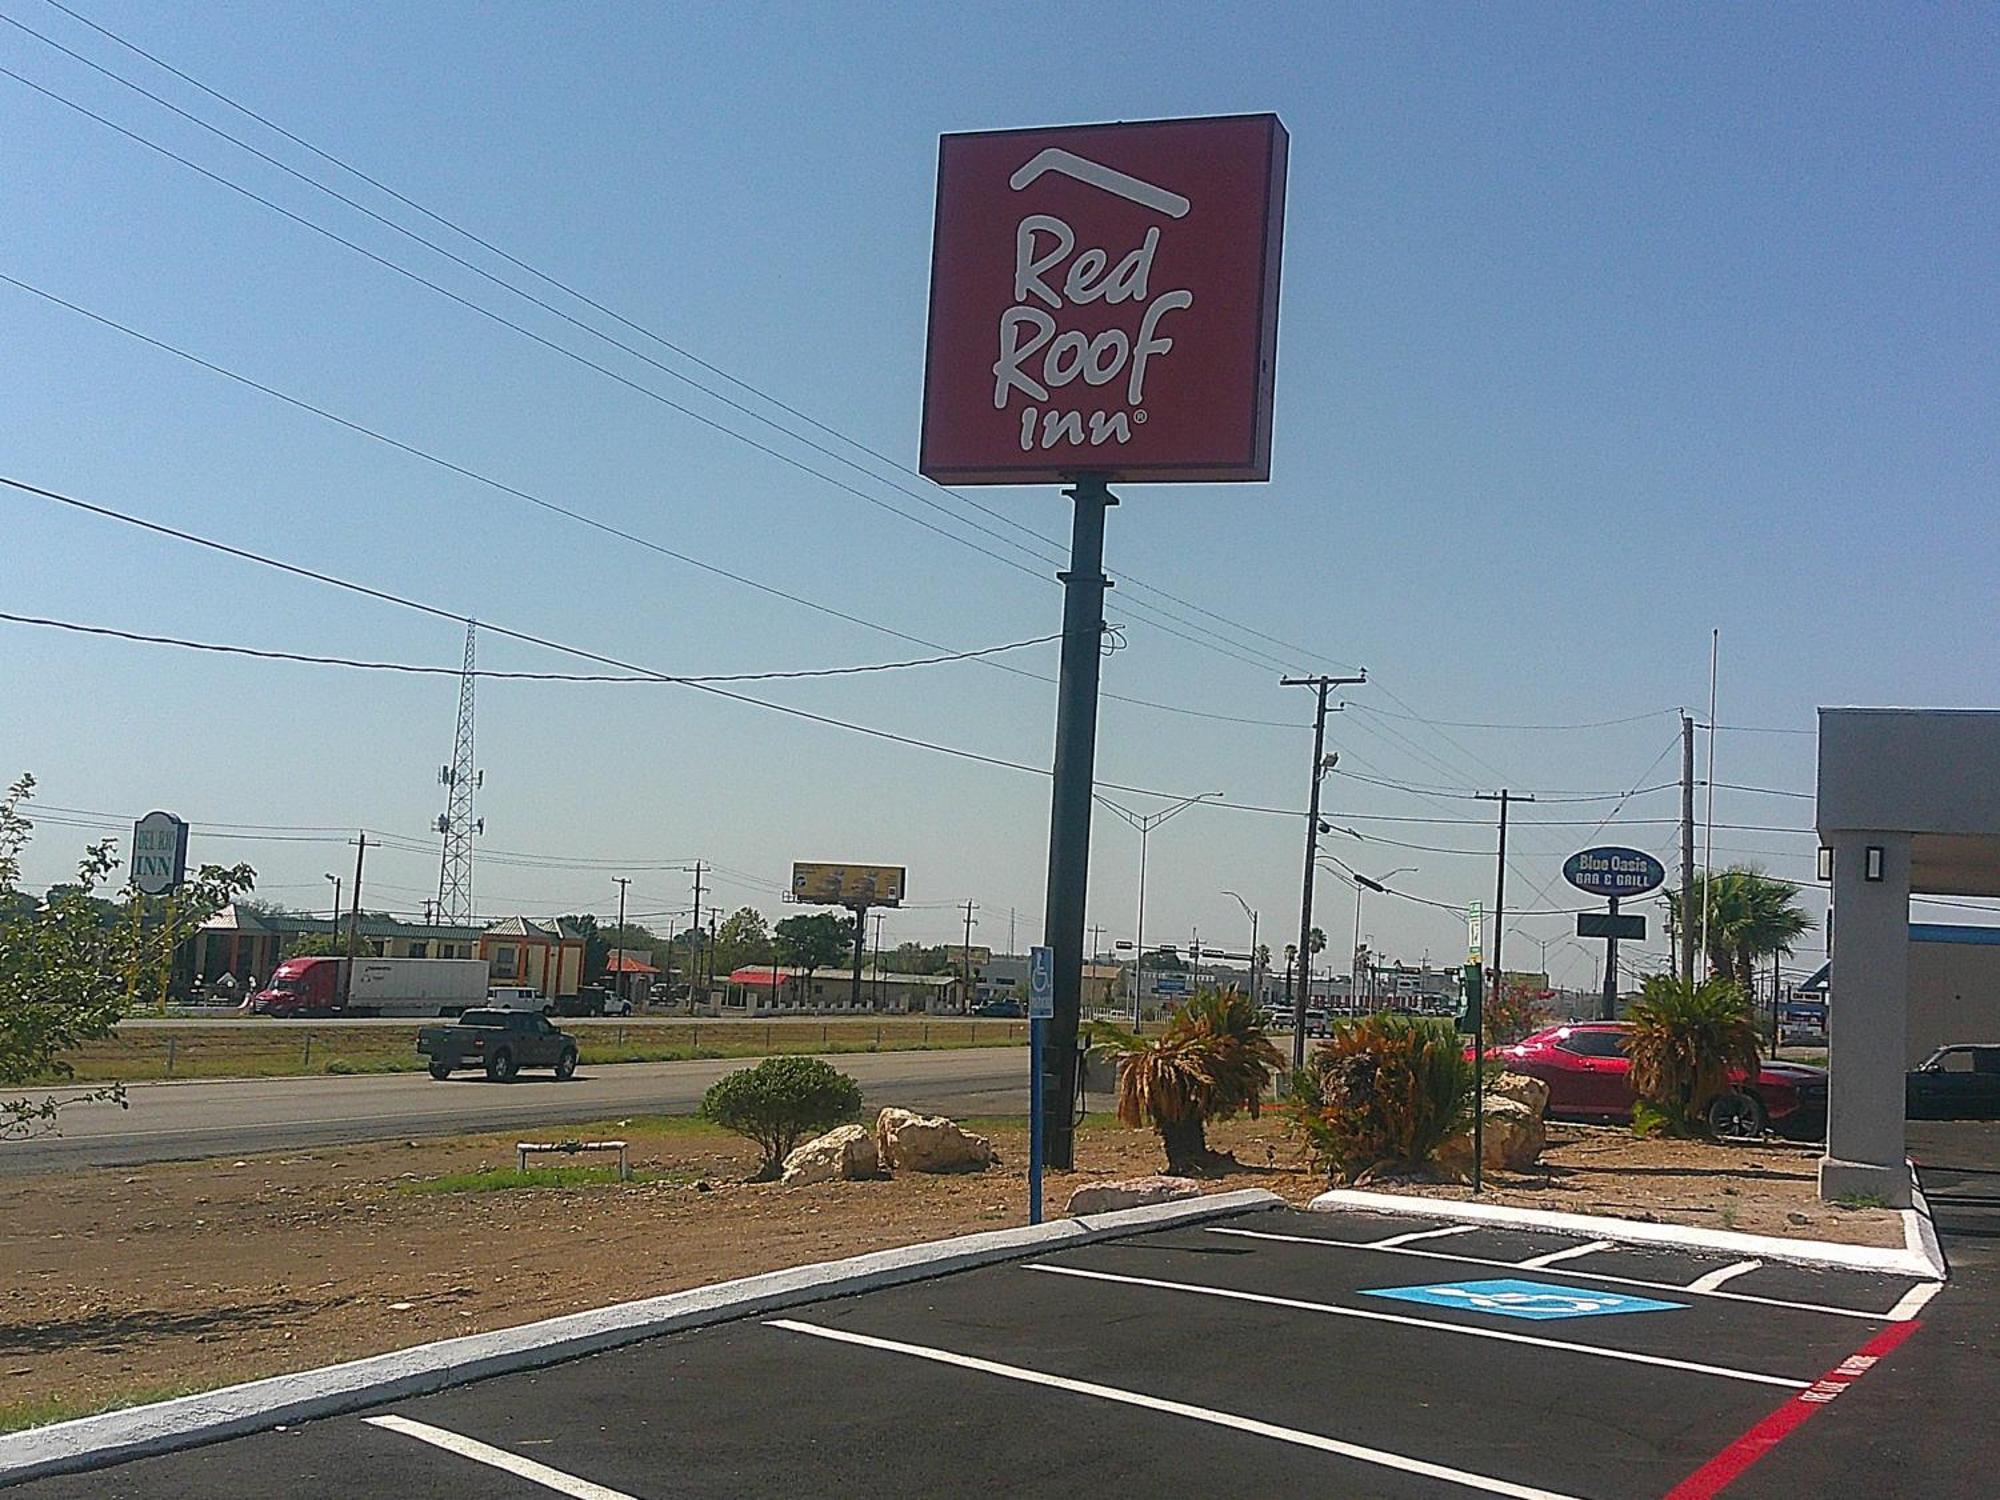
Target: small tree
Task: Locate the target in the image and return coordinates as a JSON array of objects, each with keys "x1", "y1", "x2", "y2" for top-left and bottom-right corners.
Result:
[
  {"x1": 699, "y1": 1055, "x2": 864, "y2": 1179},
  {"x1": 713, "y1": 907, "x2": 774, "y2": 972},
  {"x1": 1, "y1": 774, "x2": 254, "y2": 1137},
  {"x1": 1487, "y1": 974, "x2": 1552, "y2": 1045},
  {"x1": 281, "y1": 929, "x2": 343, "y2": 959},
  {"x1": 1093, "y1": 989, "x2": 1281, "y2": 1174},
  {"x1": 774, "y1": 911, "x2": 855, "y2": 999}
]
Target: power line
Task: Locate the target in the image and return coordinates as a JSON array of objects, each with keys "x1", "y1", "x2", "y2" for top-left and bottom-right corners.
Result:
[
  {"x1": 0, "y1": 48, "x2": 1316, "y2": 680},
  {"x1": 1317, "y1": 849, "x2": 1596, "y2": 919},
  {"x1": 0, "y1": 56, "x2": 1076, "y2": 586},
  {"x1": 1343, "y1": 702, "x2": 1681, "y2": 733},
  {"x1": 25, "y1": 0, "x2": 1365, "y2": 679},
  {"x1": 0, "y1": 610, "x2": 1061, "y2": 683},
  {"x1": 1336, "y1": 768, "x2": 1681, "y2": 804},
  {"x1": 10, "y1": 474, "x2": 1825, "y2": 844},
  {"x1": 0, "y1": 273, "x2": 1298, "y2": 732}
]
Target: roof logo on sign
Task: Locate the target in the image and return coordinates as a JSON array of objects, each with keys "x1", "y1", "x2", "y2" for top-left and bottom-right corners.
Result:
[
  {"x1": 994, "y1": 153, "x2": 1197, "y2": 458},
  {"x1": 1008, "y1": 149, "x2": 1191, "y2": 218}
]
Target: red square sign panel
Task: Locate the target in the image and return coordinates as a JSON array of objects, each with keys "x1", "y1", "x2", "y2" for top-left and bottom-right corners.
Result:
[{"x1": 920, "y1": 113, "x2": 1287, "y2": 486}]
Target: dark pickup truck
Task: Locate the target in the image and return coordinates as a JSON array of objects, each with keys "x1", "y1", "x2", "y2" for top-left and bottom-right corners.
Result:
[{"x1": 418, "y1": 1009, "x2": 578, "y2": 1082}]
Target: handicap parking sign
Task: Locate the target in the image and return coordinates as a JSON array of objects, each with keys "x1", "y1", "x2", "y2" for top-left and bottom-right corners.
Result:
[
  {"x1": 1363, "y1": 1279, "x2": 1685, "y2": 1321},
  {"x1": 1028, "y1": 945, "x2": 1054, "y2": 1019}
]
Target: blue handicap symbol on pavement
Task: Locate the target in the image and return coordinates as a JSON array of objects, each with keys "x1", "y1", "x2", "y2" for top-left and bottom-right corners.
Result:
[{"x1": 1362, "y1": 1278, "x2": 1686, "y2": 1321}]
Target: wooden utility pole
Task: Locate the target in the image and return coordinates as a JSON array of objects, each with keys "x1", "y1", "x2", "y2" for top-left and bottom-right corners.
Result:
[
  {"x1": 1473, "y1": 791, "x2": 1533, "y2": 1192},
  {"x1": 342, "y1": 832, "x2": 371, "y2": 1008},
  {"x1": 687, "y1": 862, "x2": 705, "y2": 1001},
  {"x1": 612, "y1": 876, "x2": 630, "y2": 1003},
  {"x1": 1280, "y1": 672, "x2": 1366, "y2": 1067},
  {"x1": 960, "y1": 899, "x2": 979, "y2": 1008}
]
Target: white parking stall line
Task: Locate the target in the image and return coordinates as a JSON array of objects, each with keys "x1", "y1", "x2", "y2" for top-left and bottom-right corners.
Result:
[
  {"x1": 1684, "y1": 1260, "x2": 1763, "y2": 1293},
  {"x1": 1885, "y1": 1281, "x2": 1943, "y2": 1321},
  {"x1": 770, "y1": 1318, "x2": 1592, "y2": 1500},
  {"x1": 1206, "y1": 1227, "x2": 1904, "y2": 1322},
  {"x1": 363, "y1": 1415, "x2": 637, "y2": 1500},
  {"x1": 1516, "y1": 1240, "x2": 1616, "y2": 1269},
  {"x1": 1027, "y1": 1263, "x2": 1807, "y2": 1389},
  {"x1": 1368, "y1": 1224, "x2": 1481, "y2": 1248}
]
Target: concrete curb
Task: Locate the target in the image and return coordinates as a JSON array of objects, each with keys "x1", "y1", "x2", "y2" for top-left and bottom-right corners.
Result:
[
  {"x1": 1905, "y1": 1167, "x2": 1949, "y2": 1281},
  {"x1": 0, "y1": 1188, "x2": 1281, "y2": 1488},
  {"x1": 1309, "y1": 1188, "x2": 1945, "y2": 1280}
]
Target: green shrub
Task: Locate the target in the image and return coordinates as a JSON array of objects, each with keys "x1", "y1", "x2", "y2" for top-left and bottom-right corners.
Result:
[
  {"x1": 698, "y1": 1055, "x2": 863, "y2": 1179},
  {"x1": 1624, "y1": 974, "x2": 1760, "y2": 1137},
  {"x1": 1285, "y1": 1014, "x2": 1473, "y2": 1182}
]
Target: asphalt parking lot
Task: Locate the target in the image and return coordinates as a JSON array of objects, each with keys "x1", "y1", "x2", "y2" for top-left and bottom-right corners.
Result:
[{"x1": 14, "y1": 1201, "x2": 1963, "y2": 1500}]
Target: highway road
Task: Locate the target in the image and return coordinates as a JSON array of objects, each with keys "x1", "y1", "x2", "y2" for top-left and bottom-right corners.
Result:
[{"x1": 3, "y1": 1047, "x2": 1029, "y2": 1175}]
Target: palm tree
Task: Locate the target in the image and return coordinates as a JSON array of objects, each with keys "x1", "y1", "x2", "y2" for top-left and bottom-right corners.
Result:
[
  {"x1": 1668, "y1": 868, "x2": 1814, "y2": 995},
  {"x1": 1094, "y1": 989, "x2": 1282, "y2": 1173},
  {"x1": 1623, "y1": 973, "x2": 1762, "y2": 1136}
]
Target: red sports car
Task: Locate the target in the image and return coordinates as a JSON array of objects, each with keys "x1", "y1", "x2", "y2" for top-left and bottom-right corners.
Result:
[{"x1": 1488, "y1": 1022, "x2": 1827, "y2": 1138}]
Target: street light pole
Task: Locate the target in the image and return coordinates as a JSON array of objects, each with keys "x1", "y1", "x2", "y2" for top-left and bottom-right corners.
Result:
[
  {"x1": 324, "y1": 874, "x2": 340, "y2": 938},
  {"x1": 1223, "y1": 891, "x2": 1258, "y2": 1001},
  {"x1": 1135, "y1": 820, "x2": 1149, "y2": 1025},
  {"x1": 1096, "y1": 791, "x2": 1222, "y2": 1027}
]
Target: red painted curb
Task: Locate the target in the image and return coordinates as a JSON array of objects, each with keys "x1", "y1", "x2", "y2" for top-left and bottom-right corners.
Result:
[{"x1": 1664, "y1": 1320, "x2": 1922, "y2": 1499}]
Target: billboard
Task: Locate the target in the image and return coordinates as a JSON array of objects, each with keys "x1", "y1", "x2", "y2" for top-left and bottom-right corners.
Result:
[
  {"x1": 920, "y1": 113, "x2": 1288, "y2": 485},
  {"x1": 791, "y1": 862, "x2": 905, "y2": 908}
]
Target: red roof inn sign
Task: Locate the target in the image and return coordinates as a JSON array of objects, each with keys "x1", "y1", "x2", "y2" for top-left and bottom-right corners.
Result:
[{"x1": 920, "y1": 114, "x2": 1288, "y2": 485}]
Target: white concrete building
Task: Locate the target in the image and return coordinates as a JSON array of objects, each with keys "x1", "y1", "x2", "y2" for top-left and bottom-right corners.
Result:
[{"x1": 1816, "y1": 708, "x2": 2000, "y2": 1206}]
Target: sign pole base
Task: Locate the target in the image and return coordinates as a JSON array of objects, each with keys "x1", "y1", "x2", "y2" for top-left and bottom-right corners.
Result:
[{"x1": 1029, "y1": 1016, "x2": 1044, "y2": 1224}]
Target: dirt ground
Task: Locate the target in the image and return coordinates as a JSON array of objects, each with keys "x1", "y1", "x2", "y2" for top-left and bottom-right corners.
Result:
[
  {"x1": 0, "y1": 1114, "x2": 1901, "y2": 1428},
  {"x1": 1355, "y1": 1123, "x2": 1904, "y2": 1247}
]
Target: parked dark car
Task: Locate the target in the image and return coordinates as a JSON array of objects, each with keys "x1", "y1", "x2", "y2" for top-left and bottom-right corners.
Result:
[
  {"x1": 1488, "y1": 1022, "x2": 1827, "y2": 1138},
  {"x1": 545, "y1": 985, "x2": 633, "y2": 1018},
  {"x1": 975, "y1": 998, "x2": 1025, "y2": 1018},
  {"x1": 1907, "y1": 1045, "x2": 2000, "y2": 1119},
  {"x1": 418, "y1": 1009, "x2": 578, "y2": 1082}
]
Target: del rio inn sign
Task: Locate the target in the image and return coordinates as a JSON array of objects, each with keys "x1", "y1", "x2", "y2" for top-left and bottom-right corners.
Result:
[
  {"x1": 920, "y1": 114, "x2": 1287, "y2": 485},
  {"x1": 130, "y1": 810, "x2": 189, "y2": 897}
]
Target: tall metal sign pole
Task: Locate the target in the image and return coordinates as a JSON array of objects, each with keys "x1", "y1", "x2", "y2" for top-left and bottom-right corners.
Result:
[
  {"x1": 1040, "y1": 487, "x2": 1109, "y2": 1168},
  {"x1": 1564, "y1": 847, "x2": 1662, "y2": 1019},
  {"x1": 920, "y1": 113, "x2": 1289, "y2": 1171},
  {"x1": 1680, "y1": 712, "x2": 1697, "y2": 984}
]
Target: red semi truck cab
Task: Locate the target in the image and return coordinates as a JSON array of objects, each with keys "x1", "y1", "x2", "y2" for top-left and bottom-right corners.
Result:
[{"x1": 248, "y1": 957, "x2": 345, "y2": 1017}]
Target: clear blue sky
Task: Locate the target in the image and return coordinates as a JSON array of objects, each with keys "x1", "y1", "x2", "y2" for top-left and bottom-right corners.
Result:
[{"x1": 2, "y1": 1, "x2": 1994, "y2": 983}]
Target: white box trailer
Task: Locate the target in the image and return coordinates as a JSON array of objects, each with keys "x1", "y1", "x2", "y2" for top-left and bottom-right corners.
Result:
[{"x1": 349, "y1": 957, "x2": 490, "y2": 1017}]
